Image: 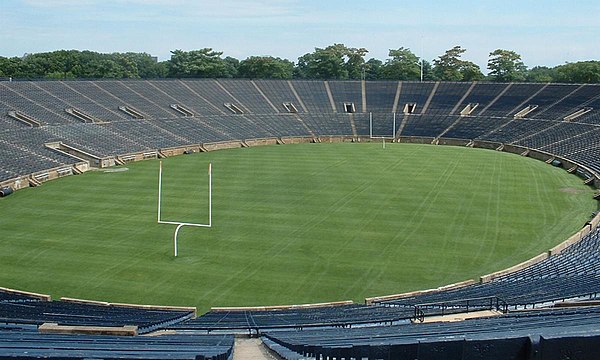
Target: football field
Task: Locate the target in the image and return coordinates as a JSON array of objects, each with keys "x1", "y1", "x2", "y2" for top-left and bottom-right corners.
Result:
[{"x1": 0, "y1": 143, "x2": 596, "y2": 312}]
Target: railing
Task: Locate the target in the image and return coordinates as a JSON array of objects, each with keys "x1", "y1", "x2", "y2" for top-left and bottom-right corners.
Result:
[{"x1": 413, "y1": 296, "x2": 508, "y2": 322}]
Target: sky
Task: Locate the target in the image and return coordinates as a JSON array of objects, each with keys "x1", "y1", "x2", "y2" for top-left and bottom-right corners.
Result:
[{"x1": 1, "y1": 0, "x2": 599, "y2": 72}]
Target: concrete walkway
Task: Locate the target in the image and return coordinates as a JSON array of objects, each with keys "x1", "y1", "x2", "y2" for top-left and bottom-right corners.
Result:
[
  {"x1": 233, "y1": 337, "x2": 283, "y2": 360},
  {"x1": 417, "y1": 309, "x2": 502, "y2": 323}
]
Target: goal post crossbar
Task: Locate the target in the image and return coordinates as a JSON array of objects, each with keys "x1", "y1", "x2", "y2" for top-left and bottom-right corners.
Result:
[
  {"x1": 157, "y1": 220, "x2": 211, "y2": 227},
  {"x1": 157, "y1": 160, "x2": 212, "y2": 257}
]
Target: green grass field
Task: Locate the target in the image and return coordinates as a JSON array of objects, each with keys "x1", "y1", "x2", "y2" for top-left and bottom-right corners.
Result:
[{"x1": 0, "y1": 143, "x2": 596, "y2": 313}]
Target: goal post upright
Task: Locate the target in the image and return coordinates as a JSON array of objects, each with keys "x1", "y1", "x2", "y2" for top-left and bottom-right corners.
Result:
[
  {"x1": 157, "y1": 160, "x2": 163, "y2": 223},
  {"x1": 208, "y1": 162, "x2": 212, "y2": 227}
]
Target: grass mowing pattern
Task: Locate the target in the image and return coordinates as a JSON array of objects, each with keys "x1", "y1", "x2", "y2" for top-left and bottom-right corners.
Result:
[{"x1": 0, "y1": 143, "x2": 596, "y2": 312}]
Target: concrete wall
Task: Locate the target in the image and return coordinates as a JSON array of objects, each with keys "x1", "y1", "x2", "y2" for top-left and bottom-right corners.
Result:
[
  {"x1": 204, "y1": 140, "x2": 243, "y2": 151},
  {"x1": 281, "y1": 136, "x2": 313, "y2": 144},
  {"x1": 245, "y1": 138, "x2": 279, "y2": 147},
  {"x1": 437, "y1": 138, "x2": 471, "y2": 146},
  {"x1": 0, "y1": 162, "x2": 90, "y2": 193},
  {"x1": 398, "y1": 136, "x2": 435, "y2": 144},
  {"x1": 318, "y1": 135, "x2": 356, "y2": 143},
  {"x1": 117, "y1": 151, "x2": 157, "y2": 164}
]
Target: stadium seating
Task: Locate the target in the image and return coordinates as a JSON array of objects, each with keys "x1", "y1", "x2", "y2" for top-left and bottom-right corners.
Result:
[
  {"x1": 0, "y1": 289, "x2": 44, "y2": 303},
  {"x1": 400, "y1": 114, "x2": 460, "y2": 138},
  {"x1": 0, "y1": 324, "x2": 234, "y2": 359},
  {"x1": 530, "y1": 84, "x2": 598, "y2": 121},
  {"x1": 442, "y1": 115, "x2": 511, "y2": 140},
  {"x1": 170, "y1": 226, "x2": 600, "y2": 334},
  {"x1": 455, "y1": 82, "x2": 508, "y2": 117},
  {"x1": 0, "y1": 82, "x2": 77, "y2": 126},
  {"x1": 254, "y1": 79, "x2": 307, "y2": 114},
  {"x1": 1, "y1": 79, "x2": 600, "y2": 358},
  {"x1": 480, "y1": 83, "x2": 545, "y2": 117},
  {"x1": 290, "y1": 80, "x2": 334, "y2": 113},
  {"x1": 92, "y1": 81, "x2": 178, "y2": 119},
  {"x1": 395, "y1": 82, "x2": 436, "y2": 115},
  {"x1": 378, "y1": 226, "x2": 600, "y2": 309},
  {"x1": 1, "y1": 80, "x2": 600, "y2": 181},
  {"x1": 328, "y1": 80, "x2": 363, "y2": 113},
  {"x1": 0, "y1": 300, "x2": 194, "y2": 334},
  {"x1": 262, "y1": 306, "x2": 600, "y2": 360},
  {"x1": 218, "y1": 79, "x2": 278, "y2": 114},
  {"x1": 422, "y1": 82, "x2": 473, "y2": 116},
  {"x1": 364, "y1": 81, "x2": 398, "y2": 113},
  {"x1": 170, "y1": 304, "x2": 413, "y2": 332}
]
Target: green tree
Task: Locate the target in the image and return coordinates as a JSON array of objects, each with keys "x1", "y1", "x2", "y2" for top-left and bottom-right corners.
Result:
[
  {"x1": 296, "y1": 44, "x2": 347, "y2": 79},
  {"x1": 380, "y1": 47, "x2": 421, "y2": 80},
  {"x1": 0, "y1": 50, "x2": 170, "y2": 79},
  {"x1": 554, "y1": 61, "x2": 600, "y2": 83},
  {"x1": 18, "y1": 53, "x2": 51, "y2": 78},
  {"x1": 44, "y1": 71, "x2": 76, "y2": 79},
  {"x1": 168, "y1": 49, "x2": 230, "y2": 78},
  {"x1": 422, "y1": 60, "x2": 436, "y2": 81},
  {"x1": 295, "y1": 44, "x2": 367, "y2": 79},
  {"x1": 151, "y1": 61, "x2": 169, "y2": 78},
  {"x1": 433, "y1": 46, "x2": 465, "y2": 81},
  {"x1": 120, "y1": 52, "x2": 167, "y2": 78},
  {"x1": 460, "y1": 61, "x2": 485, "y2": 81},
  {"x1": 0, "y1": 56, "x2": 23, "y2": 78},
  {"x1": 364, "y1": 58, "x2": 383, "y2": 80},
  {"x1": 113, "y1": 53, "x2": 140, "y2": 78},
  {"x1": 74, "y1": 51, "x2": 107, "y2": 78},
  {"x1": 487, "y1": 49, "x2": 527, "y2": 82},
  {"x1": 345, "y1": 47, "x2": 369, "y2": 79},
  {"x1": 222, "y1": 56, "x2": 240, "y2": 78},
  {"x1": 238, "y1": 56, "x2": 294, "y2": 79},
  {"x1": 433, "y1": 46, "x2": 483, "y2": 81},
  {"x1": 526, "y1": 66, "x2": 557, "y2": 83}
]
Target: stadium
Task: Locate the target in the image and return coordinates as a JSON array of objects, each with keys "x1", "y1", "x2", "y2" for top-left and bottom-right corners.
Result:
[{"x1": 0, "y1": 77, "x2": 599, "y2": 359}]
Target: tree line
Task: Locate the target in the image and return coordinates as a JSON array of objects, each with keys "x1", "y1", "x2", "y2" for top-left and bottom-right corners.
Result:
[{"x1": 1, "y1": 44, "x2": 599, "y2": 83}]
